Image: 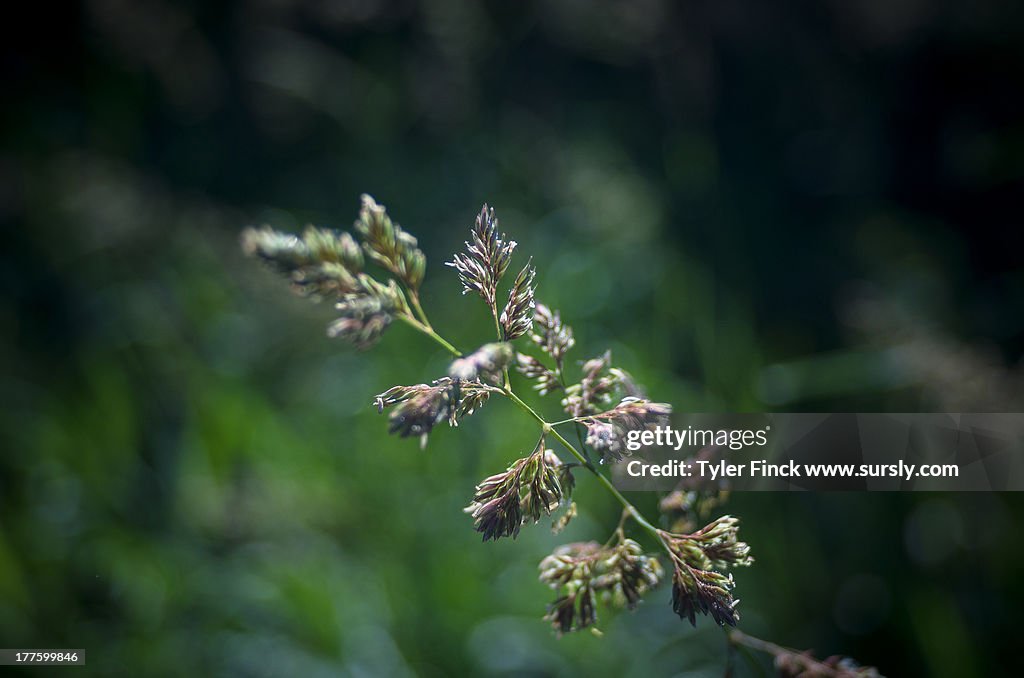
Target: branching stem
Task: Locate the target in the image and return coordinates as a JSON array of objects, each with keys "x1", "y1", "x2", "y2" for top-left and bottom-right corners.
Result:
[
  {"x1": 403, "y1": 309, "x2": 677, "y2": 604},
  {"x1": 397, "y1": 294, "x2": 874, "y2": 677},
  {"x1": 504, "y1": 389, "x2": 662, "y2": 540}
]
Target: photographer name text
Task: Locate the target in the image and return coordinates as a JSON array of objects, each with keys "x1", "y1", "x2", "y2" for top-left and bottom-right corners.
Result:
[{"x1": 625, "y1": 458, "x2": 958, "y2": 481}]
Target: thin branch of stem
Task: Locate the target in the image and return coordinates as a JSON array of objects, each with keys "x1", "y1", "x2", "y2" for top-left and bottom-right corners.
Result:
[
  {"x1": 491, "y1": 305, "x2": 503, "y2": 340},
  {"x1": 557, "y1": 366, "x2": 595, "y2": 468},
  {"x1": 729, "y1": 630, "x2": 847, "y2": 677},
  {"x1": 488, "y1": 304, "x2": 513, "y2": 388},
  {"x1": 602, "y1": 509, "x2": 631, "y2": 547},
  {"x1": 546, "y1": 417, "x2": 584, "y2": 427},
  {"x1": 398, "y1": 314, "x2": 462, "y2": 357},
  {"x1": 407, "y1": 290, "x2": 432, "y2": 330}
]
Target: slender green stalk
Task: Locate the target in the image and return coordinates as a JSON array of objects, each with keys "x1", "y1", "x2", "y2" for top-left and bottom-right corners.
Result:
[
  {"x1": 489, "y1": 304, "x2": 513, "y2": 389},
  {"x1": 491, "y1": 306, "x2": 503, "y2": 340},
  {"x1": 729, "y1": 631, "x2": 815, "y2": 675},
  {"x1": 728, "y1": 630, "x2": 871, "y2": 677},
  {"x1": 547, "y1": 417, "x2": 583, "y2": 427},
  {"x1": 398, "y1": 315, "x2": 462, "y2": 357},
  {"x1": 558, "y1": 367, "x2": 595, "y2": 468},
  {"x1": 408, "y1": 291, "x2": 433, "y2": 330}
]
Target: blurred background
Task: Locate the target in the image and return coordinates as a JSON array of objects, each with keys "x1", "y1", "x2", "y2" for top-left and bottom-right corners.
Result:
[{"x1": 2, "y1": 1, "x2": 1023, "y2": 676}]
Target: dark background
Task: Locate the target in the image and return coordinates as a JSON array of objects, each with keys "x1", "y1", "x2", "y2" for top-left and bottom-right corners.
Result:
[{"x1": 1, "y1": 1, "x2": 1022, "y2": 676}]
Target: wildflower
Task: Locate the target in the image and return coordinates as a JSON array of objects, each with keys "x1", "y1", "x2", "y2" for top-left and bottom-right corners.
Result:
[
  {"x1": 374, "y1": 380, "x2": 454, "y2": 443},
  {"x1": 517, "y1": 304, "x2": 572, "y2": 395},
  {"x1": 562, "y1": 351, "x2": 612, "y2": 416},
  {"x1": 373, "y1": 377, "x2": 494, "y2": 446},
  {"x1": 515, "y1": 353, "x2": 562, "y2": 395},
  {"x1": 240, "y1": 225, "x2": 363, "y2": 298},
  {"x1": 520, "y1": 448, "x2": 564, "y2": 525},
  {"x1": 447, "y1": 203, "x2": 516, "y2": 307},
  {"x1": 242, "y1": 195, "x2": 844, "y2": 672},
  {"x1": 554, "y1": 456, "x2": 576, "y2": 499},
  {"x1": 561, "y1": 352, "x2": 643, "y2": 418},
  {"x1": 327, "y1": 277, "x2": 406, "y2": 349},
  {"x1": 584, "y1": 422, "x2": 621, "y2": 459},
  {"x1": 544, "y1": 450, "x2": 577, "y2": 532},
  {"x1": 354, "y1": 194, "x2": 426, "y2": 290},
  {"x1": 451, "y1": 381, "x2": 492, "y2": 424},
  {"x1": 500, "y1": 260, "x2": 536, "y2": 340},
  {"x1": 671, "y1": 563, "x2": 739, "y2": 627},
  {"x1": 658, "y1": 484, "x2": 730, "y2": 534},
  {"x1": 242, "y1": 219, "x2": 408, "y2": 349},
  {"x1": 551, "y1": 502, "x2": 577, "y2": 534},
  {"x1": 582, "y1": 397, "x2": 673, "y2": 462},
  {"x1": 539, "y1": 538, "x2": 663, "y2": 634},
  {"x1": 465, "y1": 440, "x2": 563, "y2": 541},
  {"x1": 659, "y1": 516, "x2": 752, "y2": 627},
  {"x1": 545, "y1": 587, "x2": 597, "y2": 635},
  {"x1": 688, "y1": 515, "x2": 754, "y2": 569},
  {"x1": 467, "y1": 470, "x2": 524, "y2": 541},
  {"x1": 448, "y1": 343, "x2": 514, "y2": 384},
  {"x1": 531, "y1": 303, "x2": 575, "y2": 367}
]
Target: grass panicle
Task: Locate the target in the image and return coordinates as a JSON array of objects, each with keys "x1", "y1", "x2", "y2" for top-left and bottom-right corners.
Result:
[{"x1": 241, "y1": 194, "x2": 882, "y2": 674}]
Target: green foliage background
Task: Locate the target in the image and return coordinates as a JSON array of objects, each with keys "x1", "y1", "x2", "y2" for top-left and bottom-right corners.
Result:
[{"x1": 1, "y1": 2, "x2": 1023, "y2": 676}]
